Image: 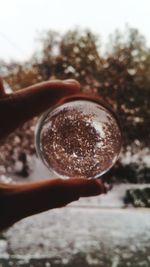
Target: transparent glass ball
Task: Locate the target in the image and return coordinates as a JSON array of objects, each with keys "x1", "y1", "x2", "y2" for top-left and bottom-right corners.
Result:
[{"x1": 35, "y1": 97, "x2": 122, "y2": 179}]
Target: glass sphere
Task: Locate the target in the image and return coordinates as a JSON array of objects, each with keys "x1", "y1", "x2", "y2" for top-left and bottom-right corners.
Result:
[{"x1": 35, "y1": 99, "x2": 122, "y2": 179}]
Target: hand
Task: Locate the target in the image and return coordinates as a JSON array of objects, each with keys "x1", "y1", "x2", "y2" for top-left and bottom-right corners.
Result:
[{"x1": 0, "y1": 78, "x2": 107, "y2": 230}]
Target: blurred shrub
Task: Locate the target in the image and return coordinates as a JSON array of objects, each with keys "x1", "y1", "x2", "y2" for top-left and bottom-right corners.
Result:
[
  {"x1": 110, "y1": 162, "x2": 150, "y2": 184},
  {"x1": 125, "y1": 188, "x2": 150, "y2": 207}
]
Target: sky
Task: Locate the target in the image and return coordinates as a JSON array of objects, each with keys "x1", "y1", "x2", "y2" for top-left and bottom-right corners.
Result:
[{"x1": 0, "y1": 0, "x2": 150, "y2": 62}]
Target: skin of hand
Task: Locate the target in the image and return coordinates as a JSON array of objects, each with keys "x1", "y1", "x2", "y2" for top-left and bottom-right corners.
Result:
[{"x1": 0, "y1": 78, "x2": 107, "y2": 231}]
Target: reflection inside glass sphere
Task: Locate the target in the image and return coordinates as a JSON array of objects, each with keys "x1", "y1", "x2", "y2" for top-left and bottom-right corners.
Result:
[{"x1": 35, "y1": 100, "x2": 122, "y2": 179}]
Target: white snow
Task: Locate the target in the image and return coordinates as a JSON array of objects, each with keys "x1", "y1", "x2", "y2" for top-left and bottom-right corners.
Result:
[{"x1": 1, "y1": 208, "x2": 150, "y2": 266}]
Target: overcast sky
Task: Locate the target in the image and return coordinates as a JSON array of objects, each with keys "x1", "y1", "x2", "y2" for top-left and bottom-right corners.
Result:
[{"x1": 0, "y1": 0, "x2": 149, "y2": 62}]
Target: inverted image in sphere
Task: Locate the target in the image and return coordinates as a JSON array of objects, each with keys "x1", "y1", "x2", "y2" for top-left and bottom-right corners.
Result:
[{"x1": 36, "y1": 100, "x2": 122, "y2": 178}]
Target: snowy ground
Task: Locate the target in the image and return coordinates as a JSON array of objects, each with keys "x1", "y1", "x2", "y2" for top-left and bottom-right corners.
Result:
[{"x1": 0, "y1": 208, "x2": 150, "y2": 266}]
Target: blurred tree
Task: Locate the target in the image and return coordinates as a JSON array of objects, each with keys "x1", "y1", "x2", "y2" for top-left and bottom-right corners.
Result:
[
  {"x1": 5, "y1": 63, "x2": 40, "y2": 90},
  {"x1": 32, "y1": 29, "x2": 103, "y2": 92},
  {"x1": 97, "y1": 27, "x2": 150, "y2": 147},
  {"x1": 0, "y1": 27, "x2": 149, "y2": 182},
  {"x1": 32, "y1": 30, "x2": 60, "y2": 81},
  {"x1": 57, "y1": 29, "x2": 103, "y2": 88}
]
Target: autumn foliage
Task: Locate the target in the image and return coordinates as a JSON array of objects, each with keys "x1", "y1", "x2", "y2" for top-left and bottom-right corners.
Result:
[{"x1": 0, "y1": 27, "x2": 150, "y2": 182}]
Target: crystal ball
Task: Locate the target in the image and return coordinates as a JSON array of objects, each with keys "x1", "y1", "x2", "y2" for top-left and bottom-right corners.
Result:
[{"x1": 35, "y1": 99, "x2": 122, "y2": 179}]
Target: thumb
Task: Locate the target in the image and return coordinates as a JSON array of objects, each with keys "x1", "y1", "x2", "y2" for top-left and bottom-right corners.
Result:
[
  {"x1": 0, "y1": 79, "x2": 80, "y2": 139},
  {"x1": 0, "y1": 178, "x2": 106, "y2": 230}
]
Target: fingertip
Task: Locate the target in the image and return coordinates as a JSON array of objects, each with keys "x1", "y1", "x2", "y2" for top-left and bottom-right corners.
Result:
[
  {"x1": 62, "y1": 79, "x2": 81, "y2": 94},
  {"x1": 83, "y1": 178, "x2": 107, "y2": 196},
  {"x1": 63, "y1": 79, "x2": 80, "y2": 88},
  {"x1": 66, "y1": 178, "x2": 107, "y2": 198},
  {"x1": 94, "y1": 179, "x2": 108, "y2": 194}
]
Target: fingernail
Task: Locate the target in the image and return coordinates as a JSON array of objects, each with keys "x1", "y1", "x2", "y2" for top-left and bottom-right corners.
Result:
[
  {"x1": 95, "y1": 179, "x2": 107, "y2": 194},
  {"x1": 63, "y1": 79, "x2": 80, "y2": 86}
]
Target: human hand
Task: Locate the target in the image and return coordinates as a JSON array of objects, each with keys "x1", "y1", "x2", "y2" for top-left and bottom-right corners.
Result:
[
  {"x1": 0, "y1": 78, "x2": 107, "y2": 230},
  {"x1": 0, "y1": 78, "x2": 80, "y2": 140}
]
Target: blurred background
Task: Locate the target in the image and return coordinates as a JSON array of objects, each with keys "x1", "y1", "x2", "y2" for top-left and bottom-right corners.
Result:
[{"x1": 0, "y1": 0, "x2": 150, "y2": 266}]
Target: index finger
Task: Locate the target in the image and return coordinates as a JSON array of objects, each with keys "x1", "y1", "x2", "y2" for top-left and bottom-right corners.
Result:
[{"x1": 0, "y1": 79, "x2": 80, "y2": 139}]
